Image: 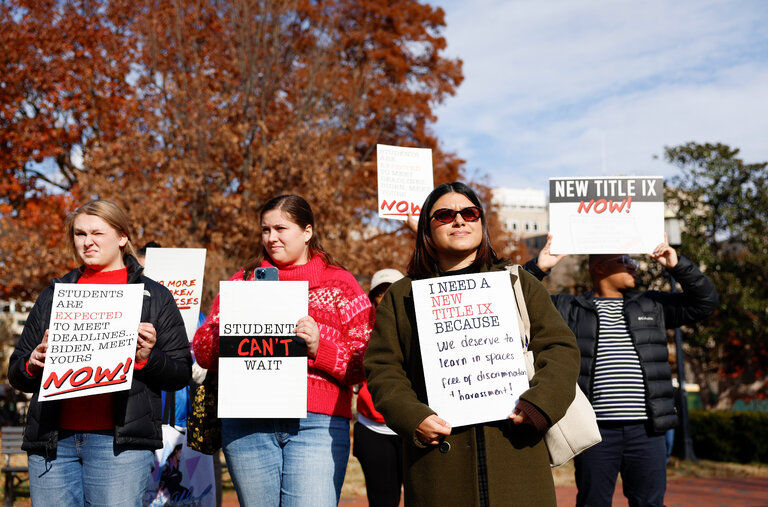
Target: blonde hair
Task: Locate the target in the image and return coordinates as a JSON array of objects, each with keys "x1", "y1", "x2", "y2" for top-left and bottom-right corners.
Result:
[{"x1": 65, "y1": 200, "x2": 136, "y2": 264}]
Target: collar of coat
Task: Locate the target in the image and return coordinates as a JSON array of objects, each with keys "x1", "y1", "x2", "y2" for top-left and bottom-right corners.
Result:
[{"x1": 50, "y1": 254, "x2": 144, "y2": 286}]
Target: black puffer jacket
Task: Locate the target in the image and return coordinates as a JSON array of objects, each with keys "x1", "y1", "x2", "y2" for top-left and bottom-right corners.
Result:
[
  {"x1": 8, "y1": 254, "x2": 192, "y2": 453},
  {"x1": 524, "y1": 256, "x2": 718, "y2": 433}
]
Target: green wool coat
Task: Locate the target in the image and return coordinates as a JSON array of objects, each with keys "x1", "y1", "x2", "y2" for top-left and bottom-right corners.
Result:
[{"x1": 364, "y1": 263, "x2": 580, "y2": 507}]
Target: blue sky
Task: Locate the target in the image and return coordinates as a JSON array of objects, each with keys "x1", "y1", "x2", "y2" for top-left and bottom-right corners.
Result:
[{"x1": 431, "y1": 0, "x2": 768, "y2": 190}]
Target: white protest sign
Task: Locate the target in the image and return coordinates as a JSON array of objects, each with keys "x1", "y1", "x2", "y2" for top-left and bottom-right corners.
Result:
[
  {"x1": 412, "y1": 271, "x2": 529, "y2": 428},
  {"x1": 218, "y1": 281, "x2": 308, "y2": 418},
  {"x1": 548, "y1": 176, "x2": 665, "y2": 254},
  {"x1": 144, "y1": 426, "x2": 216, "y2": 507},
  {"x1": 377, "y1": 144, "x2": 434, "y2": 221},
  {"x1": 40, "y1": 284, "x2": 143, "y2": 401},
  {"x1": 143, "y1": 248, "x2": 206, "y2": 341}
]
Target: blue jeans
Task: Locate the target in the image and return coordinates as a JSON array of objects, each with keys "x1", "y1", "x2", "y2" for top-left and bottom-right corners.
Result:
[
  {"x1": 222, "y1": 413, "x2": 350, "y2": 507},
  {"x1": 28, "y1": 430, "x2": 153, "y2": 507},
  {"x1": 575, "y1": 422, "x2": 666, "y2": 507}
]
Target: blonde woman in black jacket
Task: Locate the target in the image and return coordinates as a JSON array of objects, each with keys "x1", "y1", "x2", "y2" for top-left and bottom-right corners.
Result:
[{"x1": 8, "y1": 200, "x2": 192, "y2": 507}]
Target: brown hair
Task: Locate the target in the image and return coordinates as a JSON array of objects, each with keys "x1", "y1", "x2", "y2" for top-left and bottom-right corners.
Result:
[
  {"x1": 407, "y1": 182, "x2": 498, "y2": 279},
  {"x1": 243, "y1": 195, "x2": 338, "y2": 273},
  {"x1": 64, "y1": 200, "x2": 136, "y2": 264}
]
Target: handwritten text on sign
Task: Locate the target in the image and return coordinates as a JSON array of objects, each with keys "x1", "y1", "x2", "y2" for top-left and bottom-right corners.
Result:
[
  {"x1": 143, "y1": 248, "x2": 206, "y2": 341},
  {"x1": 40, "y1": 284, "x2": 143, "y2": 401},
  {"x1": 377, "y1": 144, "x2": 434, "y2": 221},
  {"x1": 218, "y1": 280, "x2": 309, "y2": 418},
  {"x1": 548, "y1": 176, "x2": 665, "y2": 254},
  {"x1": 412, "y1": 271, "x2": 528, "y2": 428}
]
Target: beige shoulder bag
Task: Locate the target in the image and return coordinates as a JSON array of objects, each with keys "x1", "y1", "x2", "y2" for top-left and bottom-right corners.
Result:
[{"x1": 507, "y1": 265, "x2": 602, "y2": 467}]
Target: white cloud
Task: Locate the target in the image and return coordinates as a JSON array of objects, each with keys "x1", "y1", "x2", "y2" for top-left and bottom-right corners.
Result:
[{"x1": 432, "y1": 0, "x2": 768, "y2": 189}]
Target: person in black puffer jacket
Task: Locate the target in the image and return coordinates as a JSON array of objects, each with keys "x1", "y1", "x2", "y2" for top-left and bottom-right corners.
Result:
[
  {"x1": 8, "y1": 200, "x2": 192, "y2": 507},
  {"x1": 524, "y1": 234, "x2": 718, "y2": 507}
]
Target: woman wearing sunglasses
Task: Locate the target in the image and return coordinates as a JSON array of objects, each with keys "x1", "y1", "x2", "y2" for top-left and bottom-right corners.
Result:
[{"x1": 364, "y1": 182, "x2": 579, "y2": 506}]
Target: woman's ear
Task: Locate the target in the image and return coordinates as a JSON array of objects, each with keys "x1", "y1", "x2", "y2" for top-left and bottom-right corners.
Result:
[
  {"x1": 304, "y1": 224, "x2": 313, "y2": 244},
  {"x1": 119, "y1": 234, "x2": 129, "y2": 248}
]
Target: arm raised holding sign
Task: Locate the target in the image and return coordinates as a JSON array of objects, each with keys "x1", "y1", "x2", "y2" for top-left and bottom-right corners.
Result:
[
  {"x1": 365, "y1": 182, "x2": 579, "y2": 507},
  {"x1": 522, "y1": 232, "x2": 717, "y2": 506}
]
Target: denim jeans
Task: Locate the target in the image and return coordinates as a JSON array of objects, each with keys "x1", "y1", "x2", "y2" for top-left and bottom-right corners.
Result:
[
  {"x1": 28, "y1": 430, "x2": 154, "y2": 507},
  {"x1": 222, "y1": 413, "x2": 350, "y2": 507}
]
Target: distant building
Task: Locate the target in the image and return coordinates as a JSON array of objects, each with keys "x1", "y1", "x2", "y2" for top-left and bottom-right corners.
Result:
[{"x1": 492, "y1": 187, "x2": 549, "y2": 251}]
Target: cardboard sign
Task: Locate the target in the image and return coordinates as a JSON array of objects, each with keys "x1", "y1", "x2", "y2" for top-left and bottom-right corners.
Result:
[
  {"x1": 40, "y1": 284, "x2": 143, "y2": 401},
  {"x1": 412, "y1": 271, "x2": 529, "y2": 428},
  {"x1": 218, "y1": 281, "x2": 308, "y2": 418},
  {"x1": 143, "y1": 248, "x2": 207, "y2": 341},
  {"x1": 548, "y1": 176, "x2": 665, "y2": 254},
  {"x1": 377, "y1": 144, "x2": 434, "y2": 221}
]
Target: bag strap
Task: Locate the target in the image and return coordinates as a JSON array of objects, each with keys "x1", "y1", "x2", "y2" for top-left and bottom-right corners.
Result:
[{"x1": 506, "y1": 264, "x2": 531, "y2": 351}]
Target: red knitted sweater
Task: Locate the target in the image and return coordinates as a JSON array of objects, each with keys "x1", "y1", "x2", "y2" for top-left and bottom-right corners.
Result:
[{"x1": 193, "y1": 255, "x2": 374, "y2": 419}]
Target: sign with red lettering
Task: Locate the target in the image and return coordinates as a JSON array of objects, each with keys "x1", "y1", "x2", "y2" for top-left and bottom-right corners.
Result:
[
  {"x1": 412, "y1": 272, "x2": 528, "y2": 427},
  {"x1": 548, "y1": 176, "x2": 664, "y2": 254},
  {"x1": 40, "y1": 284, "x2": 144, "y2": 401},
  {"x1": 143, "y1": 248, "x2": 206, "y2": 341},
  {"x1": 377, "y1": 144, "x2": 434, "y2": 221},
  {"x1": 217, "y1": 280, "x2": 309, "y2": 418}
]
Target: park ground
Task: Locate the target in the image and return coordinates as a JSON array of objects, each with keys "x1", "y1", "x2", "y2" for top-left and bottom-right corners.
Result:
[
  {"x1": 232, "y1": 455, "x2": 768, "y2": 506},
  {"x1": 3, "y1": 450, "x2": 767, "y2": 505}
]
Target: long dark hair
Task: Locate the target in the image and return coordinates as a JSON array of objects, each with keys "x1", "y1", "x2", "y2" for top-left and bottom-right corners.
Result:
[
  {"x1": 243, "y1": 195, "x2": 338, "y2": 273},
  {"x1": 407, "y1": 182, "x2": 498, "y2": 279}
]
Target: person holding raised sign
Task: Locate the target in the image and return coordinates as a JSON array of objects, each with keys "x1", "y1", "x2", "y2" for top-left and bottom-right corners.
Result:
[
  {"x1": 193, "y1": 194, "x2": 374, "y2": 507},
  {"x1": 524, "y1": 234, "x2": 718, "y2": 507},
  {"x1": 8, "y1": 200, "x2": 192, "y2": 506},
  {"x1": 364, "y1": 182, "x2": 579, "y2": 507}
]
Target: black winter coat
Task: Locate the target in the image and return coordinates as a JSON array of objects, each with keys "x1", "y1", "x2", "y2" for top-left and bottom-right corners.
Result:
[
  {"x1": 8, "y1": 254, "x2": 192, "y2": 453},
  {"x1": 524, "y1": 256, "x2": 718, "y2": 433}
]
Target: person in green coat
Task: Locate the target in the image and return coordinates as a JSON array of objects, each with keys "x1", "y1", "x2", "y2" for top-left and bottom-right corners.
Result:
[{"x1": 364, "y1": 182, "x2": 580, "y2": 507}]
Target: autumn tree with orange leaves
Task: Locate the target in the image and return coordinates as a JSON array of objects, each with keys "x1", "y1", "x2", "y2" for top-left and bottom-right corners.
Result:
[{"x1": 1, "y1": 0, "x2": 522, "y2": 308}]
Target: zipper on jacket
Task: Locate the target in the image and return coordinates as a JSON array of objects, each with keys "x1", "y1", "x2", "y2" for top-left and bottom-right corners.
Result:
[{"x1": 475, "y1": 426, "x2": 490, "y2": 507}]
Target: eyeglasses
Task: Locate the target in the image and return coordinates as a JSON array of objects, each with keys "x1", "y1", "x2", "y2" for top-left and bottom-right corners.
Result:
[
  {"x1": 600, "y1": 255, "x2": 639, "y2": 270},
  {"x1": 430, "y1": 206, "x2": 482, "y2": 224}
]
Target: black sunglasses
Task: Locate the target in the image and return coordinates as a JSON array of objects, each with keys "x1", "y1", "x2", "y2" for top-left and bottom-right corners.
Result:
[{"x1": 430, "y1": 206, "x2": 482, "y2": 224}]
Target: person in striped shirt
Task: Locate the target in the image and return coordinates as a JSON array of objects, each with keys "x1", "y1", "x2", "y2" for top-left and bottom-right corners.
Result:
[{"x1": 524, "y1": 234, "x2": 718, "y2": 507}]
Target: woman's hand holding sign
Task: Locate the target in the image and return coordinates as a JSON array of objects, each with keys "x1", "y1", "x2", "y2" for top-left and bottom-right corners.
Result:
[
  {"x1": 136, "y1": 322, "x2": 157, "y2": 362},
  {"x1": 508, "y1": 406, "x2": 533, "y2": 426},
  {"x1": 294, "y1": 316, "x2": 320, "y2": 358},
  {"x1": 28, "y1": 329, "x2": 49, "y2": 376},
  {"x1": 415, "y1": 414, "x2": 452, "y2": 445}
]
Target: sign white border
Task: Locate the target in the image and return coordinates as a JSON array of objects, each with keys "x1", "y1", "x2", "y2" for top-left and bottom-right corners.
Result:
[
  {"x1": 218, "y1": 281, "x2": 308, "y2": 418},
  {"x1": 377, "y1": 144, "x2": 434, "y2": 221},
  {"x1": 549, "y1": 176, "x2": 665, "y2": 254},
  {"x1": 412, "y1": 271, "x2": 529, "y2": 427}
]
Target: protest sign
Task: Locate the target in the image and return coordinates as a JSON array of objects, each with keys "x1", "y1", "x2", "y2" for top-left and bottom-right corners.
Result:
[
  {"x1": 40, "y1": 284, "x2": 144, "y2": 401},
  {"x1": 412, "y1": 271, "x2": 529, "y2": 428},
  {"x1": 218, "y1": 281, "x2": 308, "y2": 418},
  {"x1": 377, "y1": 144, "x2": 434, "y2": 221},
  {"x1": 143, "y1": 425, "x2": 216, "y2": 507},
  {"x1": 143, "y1": 248, "x2": 206, "y2": 341},
  {"x1": 548, "y1": 176, "x2": 665, "y2": 254}
]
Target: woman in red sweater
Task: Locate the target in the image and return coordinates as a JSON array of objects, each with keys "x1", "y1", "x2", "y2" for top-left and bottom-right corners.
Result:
[
  {"x1": 193, "y1": 194, "x2": 374, "y2": 506},
  {"x1": 8, "y1": 200, "x2": 191, "y2": 506}
]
